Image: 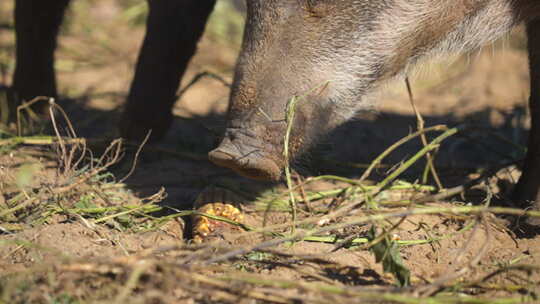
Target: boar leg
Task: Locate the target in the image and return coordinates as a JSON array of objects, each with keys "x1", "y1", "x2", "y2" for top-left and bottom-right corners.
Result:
[
  {"x1": 513, "y1": 18, "x2": 540, "y2": 226},
  {"x1": 120, "y1": 0, "x2": 216, "y2": 141},
  {"x1": 12, "y1": 0, "x2": 71, "y2": 107}
]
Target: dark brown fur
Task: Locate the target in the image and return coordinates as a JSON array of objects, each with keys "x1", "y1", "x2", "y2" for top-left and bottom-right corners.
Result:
[{"x1": 9, "y1": 0, "x2": 215, "y2": 141}]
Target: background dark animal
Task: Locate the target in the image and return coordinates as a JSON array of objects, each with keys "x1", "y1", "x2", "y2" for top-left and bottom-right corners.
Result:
[{"x1": 11, "y1": 0, "x2": 216, "y2": 140}]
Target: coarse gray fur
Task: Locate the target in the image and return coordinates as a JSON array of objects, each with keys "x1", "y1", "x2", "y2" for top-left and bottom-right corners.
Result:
[{"x1": 210, "y1": 0, "x2": 540, "y2": 222}]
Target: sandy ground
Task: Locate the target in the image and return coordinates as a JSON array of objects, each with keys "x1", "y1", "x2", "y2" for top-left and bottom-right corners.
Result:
[{"x1": 1, "y1": 1, "x2": 539, "y2": 303}]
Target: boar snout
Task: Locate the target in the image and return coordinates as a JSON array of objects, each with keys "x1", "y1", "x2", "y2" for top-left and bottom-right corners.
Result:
[{"x1": 209, "y1": 128, "x2": 282, "y2": 181}]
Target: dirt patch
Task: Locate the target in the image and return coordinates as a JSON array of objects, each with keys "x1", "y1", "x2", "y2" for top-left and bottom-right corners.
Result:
[{"x1": 1, "y1": 1, "x2": 540, "y2": 303}]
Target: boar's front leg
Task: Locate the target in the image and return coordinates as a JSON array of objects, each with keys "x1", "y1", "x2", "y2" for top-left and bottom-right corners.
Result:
[
  {"x1": 12, "y1": 0, "x2": 71, "y2": 108},
  {"x1": 513, "y1": 18, "x2": 540, "y2": 226},
  {"x1": 120, "y1": 0, "x2": 216, "y2": 141}
]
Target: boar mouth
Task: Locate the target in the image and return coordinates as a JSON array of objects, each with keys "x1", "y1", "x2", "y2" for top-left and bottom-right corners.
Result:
[{"x1": 208, "y1": 131, "x2": 282, "y2": 181}]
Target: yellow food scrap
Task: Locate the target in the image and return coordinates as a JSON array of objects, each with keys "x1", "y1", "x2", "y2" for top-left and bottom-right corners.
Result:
[{"x1": 192, "y1": 202, "x2": 244, "y2": 243}]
